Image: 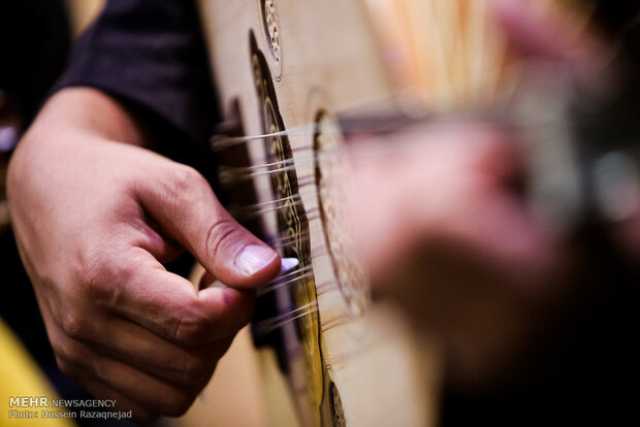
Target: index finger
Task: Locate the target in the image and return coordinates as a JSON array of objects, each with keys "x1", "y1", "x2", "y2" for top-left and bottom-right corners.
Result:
[{"x1": 92, "y1": 247, "x2": 255, "y2": 346}]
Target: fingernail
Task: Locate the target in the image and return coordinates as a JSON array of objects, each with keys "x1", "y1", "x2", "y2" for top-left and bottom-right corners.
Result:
[
  {"x1": 235, "y1": 244, "x2": 277, "y2": 276},
  {"x1": 281, "y1": 258, "x2": 300, "y2": 273}
]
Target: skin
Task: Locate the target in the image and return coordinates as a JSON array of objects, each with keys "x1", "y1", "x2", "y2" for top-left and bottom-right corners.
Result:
[
  {"x1": 341, "y1": 123, "x2": 561, "y2": 387},
  {"x1": 343, "y1": 123, "x2": 555, "y2": 290},
  {"x1": 345, "y1": 0, "x2": 604, "y2": 291},
  {"x1": 8, "y1": 88, "x2": 281, "y2": 421}
]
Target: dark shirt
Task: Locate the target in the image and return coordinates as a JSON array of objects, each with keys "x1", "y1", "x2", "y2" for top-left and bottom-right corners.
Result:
[
  {"x1": 1, "y1": 0, "x2": 70, "y2": 124},
  {"x1": 56, "y1": 0, "x2": 219, "y2": 149},
  {"x1": 1, "y1": 0, "x2": 69, "y2": 365}
]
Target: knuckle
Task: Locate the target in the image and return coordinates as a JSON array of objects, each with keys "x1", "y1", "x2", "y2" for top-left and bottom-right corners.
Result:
[
  {"x1": 83, "y1": 255, "x2": 130, "y2": 306},
  {"x1": 84, "y1": 269, "x2": 110, "y2": 301},
  {"x1": 61, "y1": 311, "x2": 87, "y2": 339},
  {"x1": 88, "y1": 357, "x2": 106, "y2": 381},
  {"x1": 163, "y1": 392, "x2": 196, "y2": 417},
  {"x1": 165, "y1": 165, "x2": 207, "y2": 205},
  {"x1": 173, "y1": 307, "x2": 212, "y2": 345},
  {"x1": 52, "y1": 336, "x2": 76, "y2": 362},
  {"x1": 72, "y1": 247, "x2": 101, "y2": 296},
  {"x1": 55, "y1": 356, "x2": 77, "y2": 378},
  {"x1": 234, "y1": 304, "x2": 254, "y2": 332},
  {"x1": 178, "y1": 354, "x2": 211, "y2": 385},
  {"x1": 54, "y1": 352, "x2": 94, "y2": 385}
]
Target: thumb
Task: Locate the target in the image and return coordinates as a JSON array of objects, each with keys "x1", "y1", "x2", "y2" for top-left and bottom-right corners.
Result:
[{"x1": 136, "y1": 163, "x2": 281, "y2": 288}]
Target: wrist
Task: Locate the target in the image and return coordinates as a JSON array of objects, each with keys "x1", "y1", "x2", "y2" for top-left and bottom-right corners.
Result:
[{"x1": 32, "y1": 88, "x2": 147, "y2": 147}]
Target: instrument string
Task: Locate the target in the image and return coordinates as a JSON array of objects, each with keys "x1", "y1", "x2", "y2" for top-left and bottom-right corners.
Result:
[
  {"x1": 257, "y1": 273, "x2": 339, "y2": 299},
  {"x1": 263, "y1": 229, "x2": 311, "y2": 249},
  {"x1": 253, "y1": 284, "x2": 361, "y2": 340},
  {"x1": 212, "y1": 100, "x2": 566, "y2": 173},
  {"x1": 208, "y1": 87, "x2": 454, "y2": 152},
  {"x1": 231, "y1": 203, "x2": 320, "y2": 222},
  {"x1": 257, "y1": 265, "x2": 315, "y2": 296},
  {"x1": 219, "y1": 158, "x2": 300, "y2": 183},
  {"x1": 206, "y1": 0, "x2": 603, "y2": 361},
  {"x1": 254, "y1": 302, "x2": 319, "y2": 336},
  {"x1": 219, "y1": 158, "x2": 340, "y2": 185},
  {"x1": 229, "y1": 193, "x2": 301, "y2": 217},
  {"x1": 211, "y1": 127, "x2": 316, "y2": 152},
  {"x1": 242, "y1": 159, "x2": 583, "y2": 339},
  {"x1": 227, "y1": 186, "x2": 317, "y2": 211},
  {"x1": 214, "y1": 86, "x2": 576, "y2": 338}
]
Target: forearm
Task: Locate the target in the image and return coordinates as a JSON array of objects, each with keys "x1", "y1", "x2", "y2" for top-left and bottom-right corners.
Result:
[
  {"x1": 7, "y1": 88, "x2": 153, "y2": 221},
  {"x1": 26, "y1": 88, "x2": 148, "y2": 147},
  {"x1": 7, "y1": 88, "x2": 149, "y2": 212}
]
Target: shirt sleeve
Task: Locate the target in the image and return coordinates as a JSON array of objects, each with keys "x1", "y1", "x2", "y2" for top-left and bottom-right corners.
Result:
[{"x1": 55, "y1": 0, "x2": 219, "y2": 146}]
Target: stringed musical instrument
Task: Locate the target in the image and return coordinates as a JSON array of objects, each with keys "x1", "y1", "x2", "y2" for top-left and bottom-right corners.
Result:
[{"x1": 176, "y1": 1, "x2": 639, "y2": 426}]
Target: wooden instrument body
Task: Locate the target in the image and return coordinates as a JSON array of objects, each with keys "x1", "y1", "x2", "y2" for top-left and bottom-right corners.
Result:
[{"x1": 180, "y1": 1, "x2": 440, "y2": 426}]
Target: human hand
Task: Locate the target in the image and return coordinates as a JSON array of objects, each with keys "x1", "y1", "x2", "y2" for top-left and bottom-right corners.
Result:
[
  {"x1": 8, "y1": 89, "x2": 281, "y2": 420},
  {"x1": 340, "y1": 120, "x2": 561, "y2": 387}
]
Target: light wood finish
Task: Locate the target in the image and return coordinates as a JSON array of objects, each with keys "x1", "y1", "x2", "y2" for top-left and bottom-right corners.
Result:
[
  {"x1": 178, "y1": 308, "x2": 438, "y2": 427},
  {"x1": 182, "y1": 1, "x2": 439, "y2": 426}
]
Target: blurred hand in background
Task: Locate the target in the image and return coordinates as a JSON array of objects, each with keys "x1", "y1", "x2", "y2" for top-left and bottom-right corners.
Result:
[{"x1": 340, "y1": 0, "x2": 610, "y2": 387}]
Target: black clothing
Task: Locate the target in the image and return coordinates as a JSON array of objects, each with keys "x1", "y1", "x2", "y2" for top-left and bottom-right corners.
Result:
[
  {"x1": 0, "y1": 0, "x2": 70, "y2": 125},
  {"x1": 1, "y1": 0, "x2": 70, "y2": 365},
  {"x1": 56, "y1": 0, "x2": 218, "y2": 147}
]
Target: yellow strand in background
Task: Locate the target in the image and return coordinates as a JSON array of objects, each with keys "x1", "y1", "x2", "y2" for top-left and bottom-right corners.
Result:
[{"x1": 0, "y1": 320, "x2": 75, "y2": 427}]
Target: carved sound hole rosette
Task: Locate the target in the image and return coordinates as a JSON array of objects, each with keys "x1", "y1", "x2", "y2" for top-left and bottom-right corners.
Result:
[
  {"x1": 313, "y1": 111, "x2": 370, "y2": 316},
  {"x1": 260, "y1": 0, "x2": 282, "y2": 64},
  {"x1": 248, "y1": 31, "x2": 328, "y2": 426}
]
